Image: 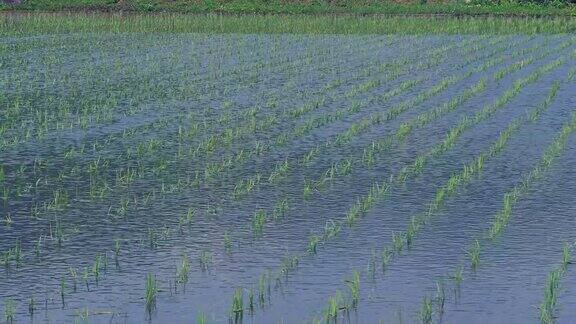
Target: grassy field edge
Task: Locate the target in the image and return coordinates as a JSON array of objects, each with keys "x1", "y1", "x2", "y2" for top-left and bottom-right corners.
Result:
[{"x1": 1, "y1": 0, "x2": 575, "y2": 17}]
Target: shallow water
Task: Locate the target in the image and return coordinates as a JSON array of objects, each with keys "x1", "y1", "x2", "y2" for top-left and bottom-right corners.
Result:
[{"x1": 1, "y1": 33, "x2": 575, "y2": 324}]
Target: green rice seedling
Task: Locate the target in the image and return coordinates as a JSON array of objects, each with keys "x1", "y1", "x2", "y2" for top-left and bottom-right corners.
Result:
[
  {"x1": 303, "y1": 180, "x2": 314, "y2": 200},
  {"x1": 268, "y1": 159, "x2": 289, "y2": 183},
  {"x1": 302, "y1": 147, "x2": 318, "y2": 166},
  {"x1": 346, "y1": 270, "x2": 360, "y2": 308},
  {"x1": 34, "y1": 236, "x2": 42, "y2": 257},
  {"x1": 279, "y1": 255, "x2": 299, "y2": 276},
  {"x1": 540, "y1": 269, "x2": 562, "y2": 324},
  {"x1": 231, "y1": 288, "x2": 243, "y2": 319},
  {"x1": 382, "y1": 247, "x2": 393, "y2": 272},
  {"x1": 93, "y1": 254, "x2": 102, "y2": 283},
  {"x1": 176, "y1": 254, "x2": 190, "y2": 285},
  {"x1": 52, "y1": 218, "x2": 64, "y2": 246},
  {"x1": 252, "y1": 210, "x2": 266, "y2": 235},
  {"x1": 406, "y1": 217, "x2": 420, "y2": 247},
  {"x1": 196, "y1": 311, "x2": 206, "y2": 324},
  {"x1": 70, "y1": 267, "x2": 78, "y2": 292},
  {"x1": 392, "y1": 232, "x2": 403, "y2": 253},
  {"x1": 324, "y1": 290, "x2": 344, "y2": 320},
  {"x1": 307, "y1": 235, "x2": 320, "y2": 255},
  {"x1": 3, "y1": 213, "x2": 11, "y2": 227},
  {"x1": 224, "y1": 231, "x2": 232, "y2": 253},
  {"x1": 453, "y1": 266, "x2": 463, "y2": 285},
  {"x1": 367, "y1": 250, "x2": 378, "y2": 278},
  {"x1": 272, "y1": 198, "x2": 289, "y2": 220},
  {"x1": 205, "y1": 204, "x2": 218, "y2": 219},
  {"x1": 13, "y1": 239, "x2": 21, "y2": 266},
  {"x1": 83, "y1": 267, "x2": 90, "y2": 291},
  {"x1": 362, "y1": 146, "x2": 376, "y2": 167},
  {"x1": 418, "y1": 296, "x2": 433, "y2": 324},
  {"x1": 346, "y1": 201, "x2": 363, "y2": 226},
  {"x1": 337, "y1": 159, "x2": 353, "y2": 176},
  {"x1": 323, "y1": 220, "x2": 341, "y2": 241},
  {"x1": 148, "y1": 228, "x2": 158, "y2": 249},
  {"x1": 561, "y1": 243, "x2": 572, "y2": 270},
  {"x1": 258, "y1": 274, "x2": 268, "y2": 305},
  {"x1": 145, "y1": 274, "x2": 158, "y2": 315},
  {"x1": 4, "y1": 298, "x2": 14, "y2": 323},
  {"x1": 468, "y1": 240, "x2": 481, "y2": 270},
  {"x1": 199, "y1": 251, "x2": 212, "y2": 271}
]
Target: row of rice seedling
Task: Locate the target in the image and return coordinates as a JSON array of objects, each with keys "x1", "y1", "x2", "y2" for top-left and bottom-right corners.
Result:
[
  {"x1": 2, "y1": 37, "x2": 492, "y2": 306},
  {"x1": 413, "y1": 79, "x2": 576, "y2": 323},
  {"x1": 1, "y1": 35, "x2": 410, "y2": 228},
  {"x1": 6, "y1": 37, "x2": 480, "y2": 251},
  {"x1": 539, "y1": 242, "x2": 575, "y2": 323},
  {"x1": 230, "y1": 36, "x2": 520, "y2": 205},
  {"x1": 3, "y1": 36, "x2": 571, "y2": 323},
  {"x1": 307, "y1": 35, "x2": 556, "y2": 200},
  {"x1": 299, "y1": 48, "x2": 572, "y2": 323},
  {"x1": 3, "y1": 35, "x2": 388, "y2": 205},
  {"x1": 112, "y1": 36, "x2": 508, "y2": 246},
  {"x1": 0, "y1": 39, "x2": 466, "y2": 258},
  {"x1": 265, "y1": 48, "x2": 572, "y2": 321},
  {"x1": 210, "y1": 41, "x2": 558, "y2": 318},
  {"x1": 0, "y1": 35, "x2": 504, "y2": 318},
  {"x1": 231, "y1": 34, "x2": 548, "y2": 243},
  {"x1": 1, "y1": 33, "x2": 389, "y2": 149}
]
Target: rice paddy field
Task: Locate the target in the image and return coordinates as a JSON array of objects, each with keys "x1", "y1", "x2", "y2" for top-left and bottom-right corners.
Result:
[{"x1": 2, "y1": 13, "x2": 576, "y2": 324}]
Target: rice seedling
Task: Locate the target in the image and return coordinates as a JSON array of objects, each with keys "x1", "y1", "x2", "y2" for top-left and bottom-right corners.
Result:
[
  {"x1": 307, "y1": 235, "x2": 320, "y2": 255},
  {"x1": 418, "y1": 296, "x2": 433, "y2": 324},
  {"x1": 252, "y1": 209, "x2": 266, "y2": 235},
  {"x1": 323, "y1": 220, "x2": 341, "y2": 241},
  {"x1": 392, "y1": 232, "x2": 404, "y2": 253},
  {"x1": 272, "y1": 198, "x2": 289, "y2": 220},
  {"x1": 324, "y1": 290, "x2": 344, "y2": 320},
  {"x1": 231, "y1": 288, "x2": 244, "y2": 319},
  {"x1": 540, "y1": 269, "x2": 562, "y2": 324},
  {"x1": 145, "y1": 274, "x2": 158, "y2": 315},
  {"x1": 452, "y1": 266, "x2": 463, "y2": 285},
  {"x1": 198, "y1": 251, "x2": 212, "y2": 271},
  {"x1": 224, "y1": 231, "x2": 232, "y2": 252},
  {"x1": 468, "y1": 240, "x2": 481, "y2": 270},
  {"x1": 3, "y1": 213, "x2": 12, "y2": 227},
  {"x1": 176, "y1": 254, "x2": 190, "y2": 285},
  {"x1": 382, "y1": 247, "x2": 393, "y2": 272},
  {"x1": 4, "y1": 298, "x2": 15, "y2": 323},
  {"x1": 69, "y1": 267, "x2": 78, "y2": 292},
  {"x1": 303, "y1": 180, "x2": 315, "y2": 200},
  {"x1": 83, "y1": 267, "x2": 90, "y2": 291},
  {"x1": 346, "y1": 270, "x2": 360, "y2": 308},
  {"x1": 93, "y1": 254, "x2": 103, "y2": 283},
  {"x1": 197, "y1": 311, "x2": 206, "y2": 324}
]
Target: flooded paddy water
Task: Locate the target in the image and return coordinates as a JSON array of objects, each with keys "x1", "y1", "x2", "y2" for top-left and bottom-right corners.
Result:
[{"x1": 1, "y1": 33, "x2": 576, "y2": 323}]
